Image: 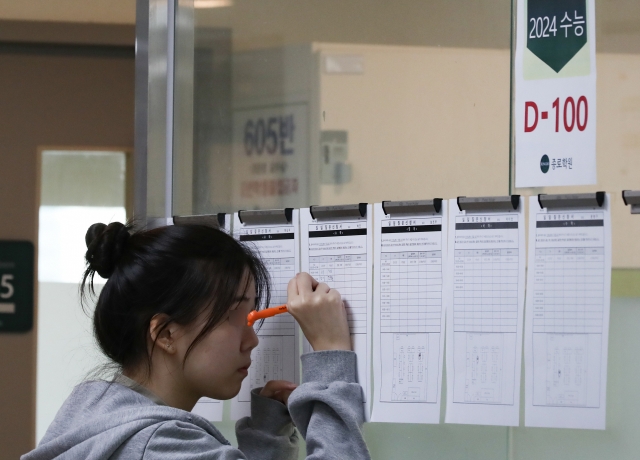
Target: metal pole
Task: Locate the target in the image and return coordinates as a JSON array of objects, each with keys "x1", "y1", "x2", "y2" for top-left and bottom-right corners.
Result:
[
  {"x1": 165, "y1": 0, "x2": 176, "y2": 222},
  {"x1": 134, "y1": 0, "x2": 175, "y2": 229},
  {"x1": 134, "y1": 0, "x2": 150, "y2": 228}
]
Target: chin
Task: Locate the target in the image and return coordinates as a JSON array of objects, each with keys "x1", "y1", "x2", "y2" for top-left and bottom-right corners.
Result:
[{"x1": 211, "y1": 381, "x2": 243, "y2": 401}]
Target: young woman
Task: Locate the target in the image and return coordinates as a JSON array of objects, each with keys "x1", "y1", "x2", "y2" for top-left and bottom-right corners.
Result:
[{"x1": 23, "y1": 222, "x2": 370, "y2": 459}]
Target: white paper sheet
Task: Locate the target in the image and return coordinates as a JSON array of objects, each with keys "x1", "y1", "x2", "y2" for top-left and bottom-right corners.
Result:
[
  {"x1": 444, "y1": 198, "x2": 526, "y2": 426},
  {"x1": 230, "y1": 211, "x2": 301, "y2": 420},
  {"x1": 370, "y1": 203, "x2": 447, "y2": 424},
  {"x1": 191, "y1": 215, "x2": 230, "y2": 422},
  {"x1": 300, "y1": 206, "x2": 373, "y2": 420},
  {"x1": 524, "y1": 195, "x2": 611, "y2": 429}
]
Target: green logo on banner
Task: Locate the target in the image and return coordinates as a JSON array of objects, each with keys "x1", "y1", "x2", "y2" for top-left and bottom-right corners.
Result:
[
  {"x1": 540, "y1": 155, "x2": 550, "y2": 173},
  {"x1": 527, "y1": 0, "x2": 587, "y2": 73}
]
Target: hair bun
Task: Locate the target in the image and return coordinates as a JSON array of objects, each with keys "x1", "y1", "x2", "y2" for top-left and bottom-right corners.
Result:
[{"x1": 85, "y1": 222, "x2": 130, "y2": 278}]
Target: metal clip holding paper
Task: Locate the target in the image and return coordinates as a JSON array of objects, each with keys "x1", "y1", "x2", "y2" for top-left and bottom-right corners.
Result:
[
  {"x1": 173, "y1": 213, "x2": 227, "y2": 228},
  {"x1": 622, "y1": 191, "x2": 640, "y2": 214},
  {"x1": 309, "y1": 203, "x2": 367, "y2": 220},
  {"x1": 237, "y1": 208, "x2": 293, "y2": 225},
  {"x1": 382, "y1": 199, "x2": 443, "y2": 215},
  {"x1": 537, "y1": 192, "x2": 605, "y2": 209},
  {"x1": 456, "y1": 195, "x2": 520, "y2": 212}
]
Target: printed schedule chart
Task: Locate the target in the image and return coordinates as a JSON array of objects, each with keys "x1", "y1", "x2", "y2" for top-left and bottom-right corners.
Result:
[
  {"x1": 300, "y1": 206, "x2": 373, "y2": 420},
  {"x1": 445, "y1": 198, "x2": 526, "y2": 427},
  {"x1": 452, "y1": 249, "x2": 519, "y2": 334},
  {"x1": 379, "y1": 251, "x2": 442, "y2": 334},
  {"x1": 372, "y1": 202, "x2": 447, "y2": 424},
  {"x1": 231, "y1": 212, "x2": 300, "y2": 420},
  {"x1": 524, "y1": 196, "x2": 612, "y2": 430},
  {"x1": 259, "y1": 257, "x2": 297, "y2": 336},
  {"x1": 308, "y1": 254, "x2": 368, "y2": 333},
  {"x1": 531, "y1": 247, "x2": 605, "y2": 335}
]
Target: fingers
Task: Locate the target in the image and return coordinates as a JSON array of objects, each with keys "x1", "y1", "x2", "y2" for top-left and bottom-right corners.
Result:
[
  {"x1": 260, "y1": 380, "x2": 297, "y2": 399},
  {"x1": 287, "y1": 277, "x2": 299, "y2": 300},
  {"x1": 328, "y1": 289, "x2": 342, "y2": 304},
  {"x1": 295, "y1": 272, "x2": 317, "y2": 293},
  {"x1": 269, "y1": 388, "x2": 295, "y2": 406},
  {"x1": 292, "y1": 273, "x2": 330, "y2": 293},
  {"x1": 309, "y1": 276, "x2": 319, "y2": 289}
]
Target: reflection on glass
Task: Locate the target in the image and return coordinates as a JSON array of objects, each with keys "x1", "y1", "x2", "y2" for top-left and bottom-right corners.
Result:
[
  {"x1": 174, "y1": 0, "x2": 640, "y2": 269},
  {"x1": 174, "y1": 0, "x2": 513, "y2": 216}
]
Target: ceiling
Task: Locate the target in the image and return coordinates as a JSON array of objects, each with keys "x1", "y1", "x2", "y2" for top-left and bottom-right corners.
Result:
[{"x1": 0, "y1": 0, "x2": 135, "y2": 24}]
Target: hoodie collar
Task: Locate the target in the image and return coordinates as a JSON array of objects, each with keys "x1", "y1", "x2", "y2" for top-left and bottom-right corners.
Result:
[{"x1": 112, "y1": 373, "x2": 167, "y2": 406}]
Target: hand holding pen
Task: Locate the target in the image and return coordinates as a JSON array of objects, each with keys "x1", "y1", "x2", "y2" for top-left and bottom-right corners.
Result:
[{"x1": 247, "y1": 272, "x2": 351, "y2": 352}]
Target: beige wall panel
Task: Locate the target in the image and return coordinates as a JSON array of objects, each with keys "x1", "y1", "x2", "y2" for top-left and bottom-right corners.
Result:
[
  {"x1": 316, "y1": 43, "x2": 511, "y2": 205},
  {"x1": 316, "y1": 44, "x2": 640, "y2": 267},
  {"x1": 594, "y1": 53, "x2": 640, "y2": 268},
  {"x1": 0, "y1": 0, "x2": 135, "y2": 25},
  {"x1": 197, "y1": 0, "x2": 511, "y2": 51}
]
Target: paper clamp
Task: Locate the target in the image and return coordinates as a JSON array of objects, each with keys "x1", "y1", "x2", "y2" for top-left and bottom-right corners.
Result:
[
  {"x1": 457, "y1": 195, "x2": 520, "y2": 212},
  {"x1": 622, "y1": 190, "x2": 640, "y2": 214},
  {"x1": 309, "y1": 203, "x2": 367, "y2": 220},
  {"x1": 382, "y1": 199, "x2": 443, "y2": 215},
  {"x1": 173, "y1": 213, "x2": 227, "y2": 228},
  {"x1": 237, "y1": 208, "x2": 293, "y2": 225},
  {"x1": 537, "y1": 192, "x2": 605, "y2": 209}
]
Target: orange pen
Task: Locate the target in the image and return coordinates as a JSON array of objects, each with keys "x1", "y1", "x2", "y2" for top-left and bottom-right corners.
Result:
[{"x1": 247, "y1": 305, "x2": 288, "y2": 327}]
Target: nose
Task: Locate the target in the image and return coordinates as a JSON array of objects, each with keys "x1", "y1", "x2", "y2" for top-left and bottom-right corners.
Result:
[{"x1": 241, "y1": 323, "x2": 259, "y2": 352}]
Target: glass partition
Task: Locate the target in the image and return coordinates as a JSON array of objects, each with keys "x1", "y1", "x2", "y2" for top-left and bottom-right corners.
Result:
[
  {"x1": 172, "y1": 0, "x2": 513, "y2": 218},
  {"x1": 170, "y1": 1, "x2": 514, "y2": 457},
  {"x1": 140, "y1": 0, "x2": 640, "y2": 458}
]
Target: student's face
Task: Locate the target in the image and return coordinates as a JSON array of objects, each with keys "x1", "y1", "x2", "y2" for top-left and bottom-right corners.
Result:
[{"x1": 180, "y1": 275, "x2": 260, "y2": 401}]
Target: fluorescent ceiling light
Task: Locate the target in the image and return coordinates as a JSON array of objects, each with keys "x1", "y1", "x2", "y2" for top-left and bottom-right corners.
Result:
[{"x1": 194, "y1": 0, "x2": 233, "y2": 7}]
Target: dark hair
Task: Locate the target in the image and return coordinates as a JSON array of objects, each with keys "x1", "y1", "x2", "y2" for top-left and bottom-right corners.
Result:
[{"x1": 81, "y1": 221, "x2": 270, "y2": 376}]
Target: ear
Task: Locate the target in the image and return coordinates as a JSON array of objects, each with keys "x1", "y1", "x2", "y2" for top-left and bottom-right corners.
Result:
[{"x1": 149, "y1": 313, "x2": 177, "y2": 355}]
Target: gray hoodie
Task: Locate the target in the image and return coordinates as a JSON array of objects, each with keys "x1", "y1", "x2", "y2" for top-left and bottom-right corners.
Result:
[{"x1": 22, "y1": 350, "x2": 370, "y2": 460}]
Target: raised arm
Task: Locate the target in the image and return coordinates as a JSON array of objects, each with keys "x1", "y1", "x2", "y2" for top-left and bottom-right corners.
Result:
[
  {"x1": 235, "y1": 383, "x2": 299, "y2": 460},
  {"x1": 286, "y1": 273, "x2": 371, "y2": 459}
]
